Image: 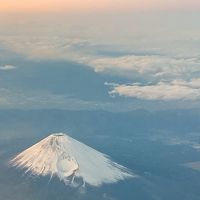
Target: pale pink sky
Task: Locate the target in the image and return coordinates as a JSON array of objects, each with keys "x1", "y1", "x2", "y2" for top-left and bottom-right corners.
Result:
[{"x1": 0, "y1": 0, "x2": 200, "y2": 12}]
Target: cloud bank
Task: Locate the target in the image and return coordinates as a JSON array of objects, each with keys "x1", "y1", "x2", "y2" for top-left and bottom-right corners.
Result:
[
  {"x1": 108, "y1": 79, "x2": 200, "y2": 100},
  {"x1": 87, "y1": 55, "x2": 200, "y2": 80}
]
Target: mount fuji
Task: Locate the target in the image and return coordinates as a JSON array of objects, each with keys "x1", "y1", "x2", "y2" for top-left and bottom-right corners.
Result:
[{"x1": 10, "y1": 133, "x2": 135, "y2": 187}]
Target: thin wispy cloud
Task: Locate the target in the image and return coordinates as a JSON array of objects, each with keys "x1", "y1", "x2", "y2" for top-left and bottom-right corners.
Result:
[
  {"x1": 150, "y1": 131, "x2": 200, "y2": 150},
  {"x1": 0, "y1": 88, "x2": 127, "y2": 111},
  {"x1": 0, "y1": 65, "x2": 16, "y2": 70},
  {"x1": 0, "y1": 88, "x2": 99, "y2": 110}
]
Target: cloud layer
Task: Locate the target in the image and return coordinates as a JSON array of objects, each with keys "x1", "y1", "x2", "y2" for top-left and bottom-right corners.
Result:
[
  {"x1": 87, "y1": 55, "x2": 200, "y2": 80},
  {"x1": 1, "y1": 13, "x2": 200, "y2": 107},
  {"x1": 108, "y1": 79, "x2": 200, "y2": 100}
]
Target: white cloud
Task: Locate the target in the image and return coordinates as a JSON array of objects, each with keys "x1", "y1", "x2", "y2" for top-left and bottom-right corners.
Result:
[
  {"x1": 87, "y1": 55, "x2": 200, "y2": 79},
  {"x1": 0, "y1": 65, "x2": 16, "y2": 70},
  {"x1": 108, "y1": 79, "x2": 200, "y2": 100},
  {"x1": 0, "y1": 35, "x2": 96, "y2": 62},
  {"x1": 1, "y1": 31, "x2": 200, "y2": 82}
]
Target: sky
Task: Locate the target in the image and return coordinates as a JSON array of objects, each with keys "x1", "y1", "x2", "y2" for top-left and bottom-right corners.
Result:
[
  {"x1": 0, "y1": 2, "x2": 200, "y2": 111},
  {"x1": 1, "y1": 0, "x2": 200, "y2": 12}
]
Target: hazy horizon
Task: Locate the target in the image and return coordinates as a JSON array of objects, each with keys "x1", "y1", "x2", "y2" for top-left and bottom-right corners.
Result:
[{"x1": 1, "y1": 0, "x2": 200, "y2": 13}]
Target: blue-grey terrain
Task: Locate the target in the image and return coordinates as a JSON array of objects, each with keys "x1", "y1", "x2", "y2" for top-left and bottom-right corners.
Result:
[{"x1": 1, "y1": 109, "x2": 200, "y2": 200}]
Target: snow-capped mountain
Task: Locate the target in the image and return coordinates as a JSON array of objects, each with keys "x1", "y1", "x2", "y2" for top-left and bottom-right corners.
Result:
[{"x1": 10, "y1": 133, "x2": 134, "y2": 187}]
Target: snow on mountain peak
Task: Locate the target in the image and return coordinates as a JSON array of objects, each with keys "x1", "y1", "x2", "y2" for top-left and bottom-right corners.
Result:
[{"x1": 10, "y1": 133, "x2": 135, "y2": 187}]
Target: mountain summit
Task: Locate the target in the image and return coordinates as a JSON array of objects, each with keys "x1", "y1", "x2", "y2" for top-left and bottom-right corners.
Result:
[{"x1": 10, "y1": 133, "x2": 134, "y2": 187}]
